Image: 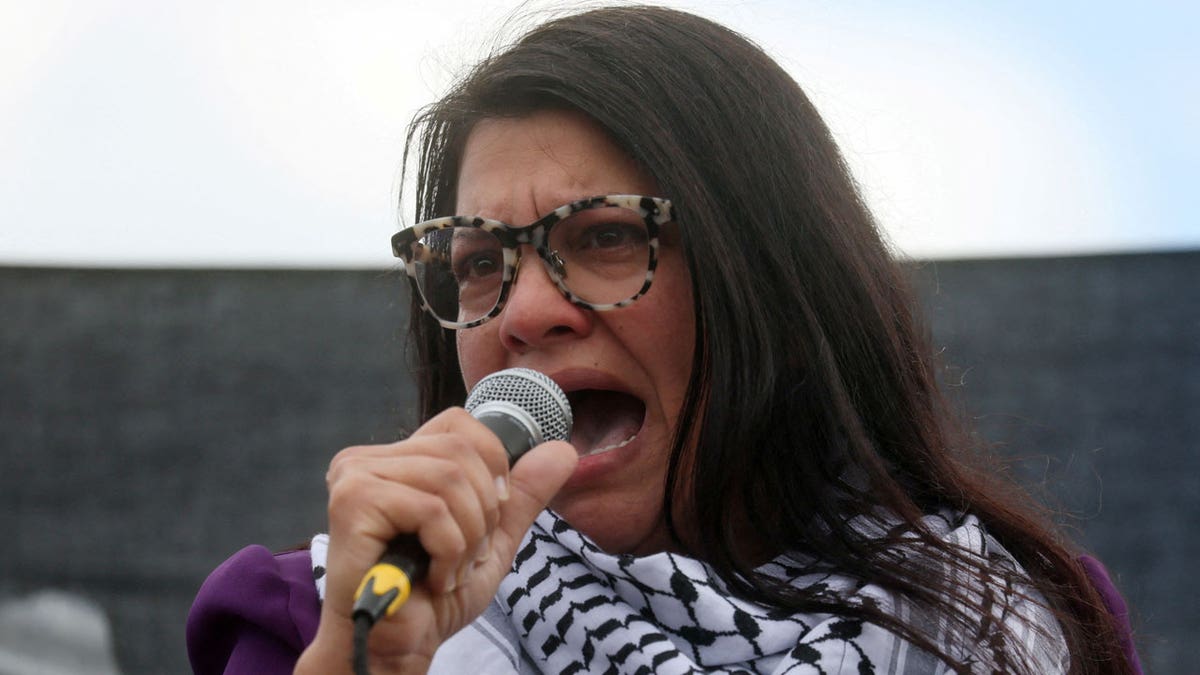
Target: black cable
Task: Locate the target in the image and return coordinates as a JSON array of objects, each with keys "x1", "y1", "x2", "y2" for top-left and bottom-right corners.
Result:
[
  {"x1": 352, "y1": 612, "x2": 373, "y2": 675},
  {"x1": 350, "y1": 556, "x2": 416, "y2": 675}
]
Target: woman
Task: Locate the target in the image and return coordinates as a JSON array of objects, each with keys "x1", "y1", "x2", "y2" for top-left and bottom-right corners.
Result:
[{"x1": 188, "y1": 6, "x2": 1139, "y2": 674}]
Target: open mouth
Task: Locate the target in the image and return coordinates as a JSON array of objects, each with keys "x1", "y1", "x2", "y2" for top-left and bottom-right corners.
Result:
[{"x1": 565, "y1": 389, "x2": 646, "y2": 458}]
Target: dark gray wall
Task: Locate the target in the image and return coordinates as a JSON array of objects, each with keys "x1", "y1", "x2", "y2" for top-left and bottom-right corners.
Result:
[
  {"x1": 914, "y1": 252, "x2": 1199, "y2": 672},
  {"x1": 2, "y1": 269, "x2": 414, "y2": 674},
  {"x1": 2, "y1": 252, "x2": 1196, "y2": 673}
]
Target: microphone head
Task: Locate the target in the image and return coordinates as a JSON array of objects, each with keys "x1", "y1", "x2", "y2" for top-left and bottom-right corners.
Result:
[{"x1": 464, "y1": 368, "x2": 573, "y2": 443}]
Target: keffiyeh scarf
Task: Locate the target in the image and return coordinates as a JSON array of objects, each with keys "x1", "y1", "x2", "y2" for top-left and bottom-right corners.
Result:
[{"x1": 311, "y1": 509, "x2": 1067, "y2": 674}]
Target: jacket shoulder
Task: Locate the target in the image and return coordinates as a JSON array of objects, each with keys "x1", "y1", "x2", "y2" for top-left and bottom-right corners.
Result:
[{"x1": 187, "y1": 545, "x2": 320, "y2": 675}]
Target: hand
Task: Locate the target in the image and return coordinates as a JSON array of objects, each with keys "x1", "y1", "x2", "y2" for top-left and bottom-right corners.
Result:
[{"x1": 295, "y1": 407, "x2": 578, "y2": 675}]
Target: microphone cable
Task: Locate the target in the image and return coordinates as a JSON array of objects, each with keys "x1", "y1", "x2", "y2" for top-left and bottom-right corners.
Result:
[
  {"x1": 351, "y1": 538, "x2": 426, "y2": 674},
  {"x1": 353, "y1": 612, "x2": 372, "y2": 675},
  {"x1": 351, "y1": 535, "x2": 429, "y2": 675}
]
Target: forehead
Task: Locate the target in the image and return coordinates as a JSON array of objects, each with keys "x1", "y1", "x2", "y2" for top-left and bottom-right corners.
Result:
[{"x1": 454, "y1": 109, "x2": 658, "y2": 219}]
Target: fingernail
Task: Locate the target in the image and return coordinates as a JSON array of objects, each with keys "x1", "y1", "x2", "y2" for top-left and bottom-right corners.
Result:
[
  {"x1": 495, "y1": 475, "x2": 510, "y2": 501},
  {"x1": 443, "y1": 575, "x2": 458, "y2": 594},
  {"x1": 475, "y1": 535, "x2": 491, "y2": 563},
  {"x1": 456, "y1": 563, "x2": 471, "y2": 588}
]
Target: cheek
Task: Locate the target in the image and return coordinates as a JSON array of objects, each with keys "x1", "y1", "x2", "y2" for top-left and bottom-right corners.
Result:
[
  {"x1": 632, "y1": 271, "x2": 695, "y2": 414},
  {"x1": 456, "y1": 328, "x2": 502, "y2": 389},
  {"x1": 651, "y1": 266, "x2": 695, "y2": 371}
]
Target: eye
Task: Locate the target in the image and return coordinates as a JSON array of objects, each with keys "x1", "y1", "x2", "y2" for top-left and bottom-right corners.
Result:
[
  {"x1": 575, "y1": 222, "x2": 648, "y2": 251},
  {"x1": 447, "y1": 229, "x2": 504, "y2": 284},
  {"x1": 452, "y1": 249, "x2": 502, "y2": 283}
]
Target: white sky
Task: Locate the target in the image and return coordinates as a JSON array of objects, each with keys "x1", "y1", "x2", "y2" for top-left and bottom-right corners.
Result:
[{"x1": 1, "y1": 0, "x2": 1196, "y2": 267}]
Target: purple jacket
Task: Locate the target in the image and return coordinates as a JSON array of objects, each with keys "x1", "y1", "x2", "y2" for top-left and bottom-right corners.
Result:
[
  {"x1": 187, "y1": 546, "x2": 319, "y2": 675},
  {"x1": 186, "y1": 546, "x2": 1141, "y2": 674}
]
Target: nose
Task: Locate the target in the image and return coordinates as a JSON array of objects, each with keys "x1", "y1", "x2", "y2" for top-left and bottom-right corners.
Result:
[{"x1": 496, "y1": 247, "x2": 592, "y2": 353}]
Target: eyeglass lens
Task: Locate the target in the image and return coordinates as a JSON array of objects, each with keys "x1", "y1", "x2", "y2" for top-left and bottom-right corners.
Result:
[{"x1": 410, "y1": 205, "x2": 651, "y2": 324}]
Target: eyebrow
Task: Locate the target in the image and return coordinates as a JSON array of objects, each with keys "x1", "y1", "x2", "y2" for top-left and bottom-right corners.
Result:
[{"x1": 452, "y1": 194, "x2": 608, "y2": 223}]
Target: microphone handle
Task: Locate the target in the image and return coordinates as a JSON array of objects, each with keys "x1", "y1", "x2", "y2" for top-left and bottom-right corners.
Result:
[{"x1": 351, "y1": 412, "x2": 540, "y2": 623}]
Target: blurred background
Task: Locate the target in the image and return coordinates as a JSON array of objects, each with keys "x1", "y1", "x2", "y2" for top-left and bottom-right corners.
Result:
[{"x1": 2, "y1": 1, "x2": 1196, "y2": 672}]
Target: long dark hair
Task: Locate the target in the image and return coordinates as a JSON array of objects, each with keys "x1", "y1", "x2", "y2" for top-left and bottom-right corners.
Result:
[{"x1": 400, "y1": 6, "x2": 1133, "y2": 673}]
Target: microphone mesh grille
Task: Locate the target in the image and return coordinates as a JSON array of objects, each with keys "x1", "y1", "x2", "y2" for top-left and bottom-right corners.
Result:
[{"x1": 464, "y1": 368, "x2": 573, "y2": 442}]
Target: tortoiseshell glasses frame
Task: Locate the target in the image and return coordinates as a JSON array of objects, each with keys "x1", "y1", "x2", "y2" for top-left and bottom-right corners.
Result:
[{"x1": 391, "y1": 195, "x2": 674, "y2": 330}]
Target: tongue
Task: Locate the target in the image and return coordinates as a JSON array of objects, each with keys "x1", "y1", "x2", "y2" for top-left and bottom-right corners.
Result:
[{"x1": 569, "y1": 390, "x2": 645, "y2": 457}]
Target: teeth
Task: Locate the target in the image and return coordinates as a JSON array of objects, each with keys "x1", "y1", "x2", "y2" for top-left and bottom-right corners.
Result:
[{"x1": 582, "y1": 433, "x2": 637, "y2": 457}]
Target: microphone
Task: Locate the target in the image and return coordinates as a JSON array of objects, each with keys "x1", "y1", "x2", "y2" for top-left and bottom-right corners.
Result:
[{"x1": 351, "y1": 368, "x2": 573, "y2": 624}]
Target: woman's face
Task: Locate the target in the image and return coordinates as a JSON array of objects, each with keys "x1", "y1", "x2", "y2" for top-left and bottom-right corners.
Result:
[{"x1": 454, "y1": 109, "x2": 695, "y2": 555}]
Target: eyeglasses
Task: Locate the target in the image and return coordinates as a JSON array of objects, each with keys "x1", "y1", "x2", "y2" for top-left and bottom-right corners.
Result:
[{"x1": 392, "y1": 194, "x2": 674, "y2": 329}]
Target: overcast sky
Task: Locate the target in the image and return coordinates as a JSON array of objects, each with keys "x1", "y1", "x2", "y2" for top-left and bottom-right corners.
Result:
[{"x1": 2, "y1": 0, "x2": 1196, "y2": 267}]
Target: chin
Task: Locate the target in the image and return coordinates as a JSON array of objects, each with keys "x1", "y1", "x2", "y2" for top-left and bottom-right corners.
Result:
[{"x1": 550, "y1": 495, "x2": 672, "y2": 555}]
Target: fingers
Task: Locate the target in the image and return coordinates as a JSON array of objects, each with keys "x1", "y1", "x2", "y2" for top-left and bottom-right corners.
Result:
[
  {"x1": 327, "y1": 462, "x2": 477, "y2": 594},
  {"x1": 497, "y1": 440, "x2": 579, "y2": 552},
  {"x1": 303, "y1": 415, "x2": 579, "y2": 674},
  {"x1": 321, "y1": 408, "x2": 512, "y2": 609}
]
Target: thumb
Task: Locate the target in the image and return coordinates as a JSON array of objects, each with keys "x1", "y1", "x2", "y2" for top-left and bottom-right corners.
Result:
[{"x1": 497, "y1": 440, "x2": 577, "y2": 549}]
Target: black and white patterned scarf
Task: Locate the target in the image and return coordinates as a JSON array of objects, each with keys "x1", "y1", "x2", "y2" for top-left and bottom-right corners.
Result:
[
  {"x1": 312, "y1": 509, "x2": 1068, "y2": 674},
  {"x1": 499, "y1": 510, "x2": 893, "y2": 673}
]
